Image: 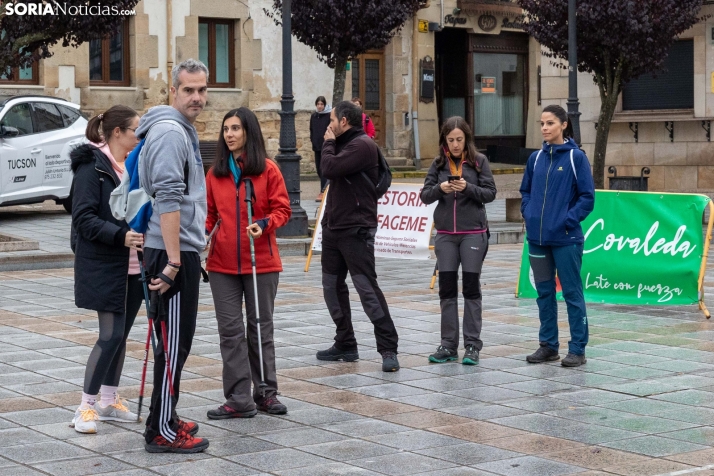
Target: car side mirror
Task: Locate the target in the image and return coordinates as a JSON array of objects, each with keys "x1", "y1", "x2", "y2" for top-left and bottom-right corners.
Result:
[{"x1": 0, "y1": 125, "x2": 19, "y2": 138}]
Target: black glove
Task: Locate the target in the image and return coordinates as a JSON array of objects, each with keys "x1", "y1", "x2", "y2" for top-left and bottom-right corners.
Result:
[{"x1": 148, "y1": 290, "x2": 168, "y2": 323}]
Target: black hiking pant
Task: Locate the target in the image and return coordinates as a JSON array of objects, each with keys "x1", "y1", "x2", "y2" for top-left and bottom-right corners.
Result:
[
  {"x1": 143, "y1": 248, "x2": 200, "y2": 444},
  {"x1": 321, "y1": 226, "x2": 398, "y2": 354}
]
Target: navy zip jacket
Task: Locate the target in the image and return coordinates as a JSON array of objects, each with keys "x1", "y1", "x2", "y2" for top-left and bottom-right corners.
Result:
[{"x1": 519, "y1": 139, "x2": 595, "y2": 246}]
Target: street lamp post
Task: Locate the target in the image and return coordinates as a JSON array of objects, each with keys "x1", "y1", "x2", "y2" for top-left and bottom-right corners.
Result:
[
  {"x1": 275, "y1": 0, "x2": 308, "y2": 237},
  {"x1": 566, "y1": 0, "x2": 582, "y2": 146}
]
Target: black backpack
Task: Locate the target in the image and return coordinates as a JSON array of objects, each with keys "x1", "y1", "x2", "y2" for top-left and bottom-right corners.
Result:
[{"x1": 361, "y1": 148, "x2": 392, "y2": 199}]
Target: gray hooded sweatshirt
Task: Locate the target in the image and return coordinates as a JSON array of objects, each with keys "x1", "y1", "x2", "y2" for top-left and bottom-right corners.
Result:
[{"x1": 136, "y1": 105, "x2": 207, "y2": 254}]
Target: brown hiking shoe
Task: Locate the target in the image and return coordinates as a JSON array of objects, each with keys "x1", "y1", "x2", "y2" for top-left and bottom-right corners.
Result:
[
  {"x1": 257, "y1": 395, "x2": 287, "y2": 415},
  {"x1": 145, "y1": 430, "x2": 209, "y2": 453}
]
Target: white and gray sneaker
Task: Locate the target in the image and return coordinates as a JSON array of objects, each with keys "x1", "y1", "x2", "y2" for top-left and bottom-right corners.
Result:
[
  {"x1": 72, "y1": 404, "x2": 99, "y2": 434},
  {"x1": 95, "y1": 396, "x2": 139, "y2": 422}
]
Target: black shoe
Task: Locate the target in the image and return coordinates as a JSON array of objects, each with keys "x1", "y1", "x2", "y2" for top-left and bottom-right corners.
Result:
[
  {"x1": 561, "y1": 353, "x2": 587, "y2": 367},
  {"x1": 462, "y1": 345, "x2": 479, "y2": 365},
  {"x1": 316, "y1": 345, "x2": 359, "y2": 362},
  {"x1": 429, "y1": 345, "x2": 458, "y2": 363},
  {"x1": 526, "y1": 345, "x2": 560, "y2": 363},
  {"x1": 381, "y1": 351, "x2": 400, "y2": 372},
  {"x1": 207, "y1": 404, "x2": 257, "y2": 420},
  {"x1": 257, "y1": 395, "x2": 288, "y2": 415}
]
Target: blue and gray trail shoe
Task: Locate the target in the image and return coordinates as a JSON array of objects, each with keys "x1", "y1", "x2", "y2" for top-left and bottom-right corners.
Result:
[
  {"x1": 462, "y1": 345, "x2": 479, "y2": 365},
  {"x1": 429, "y1": 345, "x2": 458, "y2": 363}
]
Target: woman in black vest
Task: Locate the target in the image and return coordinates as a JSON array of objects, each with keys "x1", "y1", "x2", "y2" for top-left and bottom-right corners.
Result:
[{"x1": 70, "y1": 105, "x2": 144, "y2": 434}]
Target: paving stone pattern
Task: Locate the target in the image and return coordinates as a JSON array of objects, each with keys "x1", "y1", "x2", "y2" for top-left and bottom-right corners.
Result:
[{"x1": 0, "y1": 246, "x2": 714, "y2": 474}]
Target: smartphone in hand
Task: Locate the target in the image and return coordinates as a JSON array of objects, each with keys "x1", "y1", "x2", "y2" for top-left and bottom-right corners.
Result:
[{"x1": 447, "y1": 175, "x2": 461, "y2": 182}]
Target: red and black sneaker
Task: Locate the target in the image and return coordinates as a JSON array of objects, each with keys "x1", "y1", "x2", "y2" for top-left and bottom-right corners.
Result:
[
  {"x1": 207, "y1": 404, "x2": 257, "y2": 420},
  {"x1": 257, "y1": 395, "x2": 287, "y2": 415},
  {"x1": 145, "y1": 430, "x2": 209, "y2": 454},
  {"x1": 178, "y1": 419, "x2": 199, "y2": 436}
]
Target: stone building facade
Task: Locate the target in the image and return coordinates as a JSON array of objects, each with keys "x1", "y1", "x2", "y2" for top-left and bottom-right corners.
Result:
[{"x1": 2, "y1": 0, "x2": 713, "y2": 189}]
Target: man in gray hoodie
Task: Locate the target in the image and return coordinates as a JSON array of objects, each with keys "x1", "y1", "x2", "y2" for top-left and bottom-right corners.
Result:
[{"x1": 138, "y1": 59, "x2": 209, "y2": 453}]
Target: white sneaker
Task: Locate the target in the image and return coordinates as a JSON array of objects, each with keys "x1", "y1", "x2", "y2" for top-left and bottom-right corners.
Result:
[
  {"x1": 95, "y1": 396, "x2": 139, "y2": 422},
  {"x1": 72, "y1": 404, "x2": 99, "y2": 434}
]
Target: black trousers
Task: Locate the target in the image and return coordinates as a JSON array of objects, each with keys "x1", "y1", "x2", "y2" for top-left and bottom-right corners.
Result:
[
  {"x1": 321, "y1": 226, "x2": 398, "y2": 353},
  {"x1": 143, "y1": 248, "x2": 200, "y2": 444}
]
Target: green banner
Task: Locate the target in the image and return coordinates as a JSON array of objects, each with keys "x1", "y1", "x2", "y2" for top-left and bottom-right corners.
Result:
[{"x1": 517, "y1": 191, "x2": 710, "y2": 305}]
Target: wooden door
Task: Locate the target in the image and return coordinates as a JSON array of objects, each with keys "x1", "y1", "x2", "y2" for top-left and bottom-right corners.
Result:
[{"x1": 351, "y1": 51, "x2": 386, "y2": 147}]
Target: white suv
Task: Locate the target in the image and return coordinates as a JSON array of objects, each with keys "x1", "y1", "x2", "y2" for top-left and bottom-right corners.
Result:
[{"x1": 0, "y1": 95, "x2": 87, "y2": 212}]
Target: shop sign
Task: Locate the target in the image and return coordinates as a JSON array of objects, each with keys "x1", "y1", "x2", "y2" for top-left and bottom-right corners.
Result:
[
  {"x1": 420, "y1": 56, "x2": 435, "y2": 103},
  {"x1": 478, "y1": 14, "x2": 497, "y2": 32},
  {"x1": 481, "y1": 76, "x2": 496, "y2": 93},
  {"x1": 501, "y1": 14, "x2": 525, "y2": 30},
  {"x1": 444, "y1": 14, "x2": 467, "y2": 26}
]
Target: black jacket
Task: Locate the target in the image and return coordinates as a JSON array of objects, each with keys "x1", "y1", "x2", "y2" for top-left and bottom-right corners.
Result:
[
  {"x1": 321, "y1": 127, "x2": 379, "y2": 230},
  {"x1": 309, "y1": 110, "x2": 331, "y2": 152},
  {"x1": 70, "y1": 144, "x2": 130, "y2": 313},
  {"x1": 420, "y1": 154, "x2": 497, "y2": 233}
]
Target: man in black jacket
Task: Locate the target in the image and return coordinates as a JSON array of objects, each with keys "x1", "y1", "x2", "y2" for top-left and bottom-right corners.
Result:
[{"x1": 316, "y1": 101, "x2": 400, "y2": 372}]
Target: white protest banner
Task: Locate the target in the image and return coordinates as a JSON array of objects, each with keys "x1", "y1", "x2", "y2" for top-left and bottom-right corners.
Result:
[{"x1": 311, "y1": 183, "x2": 436, "y2": 260}]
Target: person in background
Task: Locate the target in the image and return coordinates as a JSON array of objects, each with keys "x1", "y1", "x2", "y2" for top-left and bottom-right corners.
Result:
[
  {"x1": 205, "y1": 107, "x2": 291, "y2": 419},
  {"x1": 420, "y1": 116, "x2": 496, "y2": 366},
  {"x1": 70, "y1": 105, "x2": 144, "y2": 434},
  {"x1": 351, "y1": 97, "x2": 376, "y2": 140},
  {"x1": 310, "y1": 96, "x2": 331, "y2": 202},
  {"x1": 315, "y1": 100, "x2": 400, "y2": 372},
  {"x1": 520, "y1": 104, "x2": 595, "y2": 368}
]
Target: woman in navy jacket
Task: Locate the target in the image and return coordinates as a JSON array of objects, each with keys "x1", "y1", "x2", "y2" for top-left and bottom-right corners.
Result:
[{"x1": 519, "y1": 105, "x2": 595, "y2": 368}]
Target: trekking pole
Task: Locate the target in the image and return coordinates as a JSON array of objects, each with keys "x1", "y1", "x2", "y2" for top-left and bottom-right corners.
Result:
[
  {"x1": 136, "y1": 317, "x2": 152, "y2": 422},
  {"x1": 137, "y1": 249, "x2": 157, "y2": 355},
  {"x1": 244, "y1": 178, "x2": 268, "y2": 397}
]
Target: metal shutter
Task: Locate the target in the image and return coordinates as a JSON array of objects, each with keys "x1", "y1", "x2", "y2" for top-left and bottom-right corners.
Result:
[{"x1": 623, "y1": 40, "x2": 694, "y2": 110}]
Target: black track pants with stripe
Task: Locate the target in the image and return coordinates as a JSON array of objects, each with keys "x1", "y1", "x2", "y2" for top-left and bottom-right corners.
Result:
[{"x1": 143, "y1": 248, "x2": 200, "y2": 444}]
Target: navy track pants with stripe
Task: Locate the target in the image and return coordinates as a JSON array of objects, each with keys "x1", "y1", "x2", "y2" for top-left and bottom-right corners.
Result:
[{"x1": 143, "y1": 248, "x2": 200, "y2": 443}]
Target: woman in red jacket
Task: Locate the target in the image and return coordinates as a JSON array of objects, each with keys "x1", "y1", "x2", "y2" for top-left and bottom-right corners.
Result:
[
  {"x1": 352, "y1": 97, "x2": 376, "y2": 139},
  {"x1": 204, "y1": 107, "x2": 291, "y2": 418}
]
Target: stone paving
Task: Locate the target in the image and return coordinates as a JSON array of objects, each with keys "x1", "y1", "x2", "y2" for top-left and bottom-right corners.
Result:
[{"x1": 1, "y1": 247, "x2": 714, "y2": 475}]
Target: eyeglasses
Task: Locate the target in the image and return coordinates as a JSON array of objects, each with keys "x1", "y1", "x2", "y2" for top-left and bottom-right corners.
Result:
[{"x1": 125, "y1": 127, "x2": 137, "y2": 132}]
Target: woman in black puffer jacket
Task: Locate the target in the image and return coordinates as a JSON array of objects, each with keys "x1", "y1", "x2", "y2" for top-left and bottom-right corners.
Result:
[
  {"x1": 70, "y1": 105, "x2": 144, "y2": 434},
  {"x1": 420, "y1": 116, "x2": 497, "y2": 366}
]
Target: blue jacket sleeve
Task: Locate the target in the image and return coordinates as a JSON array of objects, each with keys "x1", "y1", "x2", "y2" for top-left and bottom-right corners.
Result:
[
  {"x1": 565, "y1": 152, "x2": 595, "y2": 228},
  {"x1": 519, "y1": 155, "x2": 535, "y2": 215}
]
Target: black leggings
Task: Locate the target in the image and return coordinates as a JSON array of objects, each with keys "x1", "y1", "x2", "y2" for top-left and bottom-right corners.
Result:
[{"x1": 83, "y1": 274, "x2": 144, "y2": 394}]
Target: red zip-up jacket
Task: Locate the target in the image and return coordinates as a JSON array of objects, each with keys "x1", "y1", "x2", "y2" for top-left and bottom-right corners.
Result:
[
  {"x1": 362, "y1": 113, "x2": 376, "y2": 139},
  {"x1": 205, "y1": 160, "x2": 291, "y2": 275}
]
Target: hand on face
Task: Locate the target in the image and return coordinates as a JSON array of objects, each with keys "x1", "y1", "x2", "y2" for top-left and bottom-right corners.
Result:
[{"x1": 324, "y1": 126, "x2": 336, "y2": 141}]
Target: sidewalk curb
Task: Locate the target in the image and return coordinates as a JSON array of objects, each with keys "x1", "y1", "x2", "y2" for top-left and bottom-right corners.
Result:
[{"x1": 0, "y1": 253, "x2": 75, "y2": 272}]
